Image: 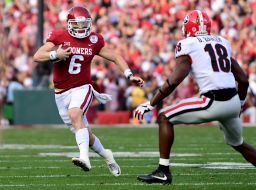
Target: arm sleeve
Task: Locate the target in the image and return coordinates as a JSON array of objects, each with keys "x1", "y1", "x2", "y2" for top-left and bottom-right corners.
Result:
[
  {"x1": 175, "y1": 39, "x2": 192, "y2": 58},
  {"x1": 219, "y1": 36, "x2": 232, "y2": 56},
  {"x1": 226, "y1": 40, "x2": 233, "y2": 57},
  {"x1": 45, "y1": 30, "x2": 59, "y2": 45},
  {"x1": 95, "y1": 34, "x2": 105, "y2": 55}
]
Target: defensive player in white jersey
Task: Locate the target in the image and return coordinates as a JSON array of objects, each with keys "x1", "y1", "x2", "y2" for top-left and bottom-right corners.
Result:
[{"x1": 134, "y1": 10, "x2": 256, "y2": 184}]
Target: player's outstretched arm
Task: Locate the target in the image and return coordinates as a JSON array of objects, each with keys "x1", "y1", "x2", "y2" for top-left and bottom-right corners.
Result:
[
  {"x1": 33, "y1": 42, "x2": 71, "y2": 63},
  {"x1": 98, "y1": 46, "x2": 144, "y2": 87},
  {"x1": 150, "y1": 55, "x2": 191, "y2": 107},
  {"x1": 134, "y1": 55, "x2": 191, "y2": 120}
]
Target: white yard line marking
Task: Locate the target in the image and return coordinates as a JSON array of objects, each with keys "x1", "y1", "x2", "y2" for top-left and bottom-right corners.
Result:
[
  {"x1": 0, "y1": 166, "x2": 60, "y2": 170},
  {"x1": 0, "y1": 150, "x2": 253, "y2": 169},
  {"x1": 0, "y1": 155, "x2": 243, "y2": 162},
  {"x1": 0, "y1": 175, "x2": 86, "y2": 178},
  {"x1": 0, "y1": 144, "x2": 77, "y2": 149},
  {"x1": 0, "y1": 167, "x2": 255, "y2": 176},
  {"x1": 0, "y1": 160, "x2": 68, "y2": 163},
  {"x1": 0, "y1": 182, "x2": 255, "y2": 187},
  {"x1": 0, "y1": 144, "x2": 245, "y2": 154},
  {"x1": 170, "y1": 162, "x2": 254, "y2": 169},
  {"x1": 0, "y1": 159, "x2": 253, "y2": 169},
  {"x1": 39, "y1": 152, "x2": 201, "y2": 158},
  {"x1": 0, "y1": 155, "x2": 39, "y2": 158},
  {"x1": 0, "y1": 172, "x2": 255, "y2": 178},
  {"x1": 174, "y1": 182, "x2": 256, "y2": 186},
  {"x1": 0, "y1": 163, "x2": 255, "y2": 172}
]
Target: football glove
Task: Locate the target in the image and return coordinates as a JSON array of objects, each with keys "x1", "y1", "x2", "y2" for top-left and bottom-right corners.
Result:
[{"x1": 134, "y1": 101, "x2": 155, "y2": 120}]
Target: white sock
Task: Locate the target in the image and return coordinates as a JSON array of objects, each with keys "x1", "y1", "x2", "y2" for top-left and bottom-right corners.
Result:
[
  {"x1": 90, "y1": 135, "x2": 107, "y2": 158},
  {"x1": 159, "y1": 158, "x2": 169, "y2": 166},
  {"x1": 75, "y1": 128, "x2": 89, "y2": 159}
]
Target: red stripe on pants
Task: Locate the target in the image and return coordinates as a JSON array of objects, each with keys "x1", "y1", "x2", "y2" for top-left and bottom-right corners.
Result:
[
  {"x1": 80, "y1": 85, "x2": 92, "y2": 110},
  {"x1": 164, "y1": 96, "x2": 207, "y2": 115}
]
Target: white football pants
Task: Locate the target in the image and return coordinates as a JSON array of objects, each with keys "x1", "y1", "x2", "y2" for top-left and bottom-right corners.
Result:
[{"x1": 160, "y1": 95, "x2": 243, "y2": 146}]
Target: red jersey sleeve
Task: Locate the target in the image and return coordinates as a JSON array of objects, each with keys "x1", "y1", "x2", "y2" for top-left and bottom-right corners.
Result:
[
  {"x1": 46, "y1": 30, "x2": 62, "y2": 45},
  {"x1": 95, "y1": 33, "x2": 105, "y2": 55}
]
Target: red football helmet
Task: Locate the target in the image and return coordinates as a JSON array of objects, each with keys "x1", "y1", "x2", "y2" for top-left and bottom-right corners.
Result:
[
  {"x1": 182, "y1": 10, "x2": 211, "y2": 37},
  {"x1": 67, "y1": 6, "x2": 92, "y2": 38}
]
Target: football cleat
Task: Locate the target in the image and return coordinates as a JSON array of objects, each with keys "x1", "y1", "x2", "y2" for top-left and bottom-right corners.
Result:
[
  {"x1": 72, "y1": 157, "x2": 91, "y2": 171},
  {"x1": 104, "y1": 149, "x2": 121, "y2": 177},
  {"x1": 137, "y1": 168, "x2": 172, "y2": 185}
]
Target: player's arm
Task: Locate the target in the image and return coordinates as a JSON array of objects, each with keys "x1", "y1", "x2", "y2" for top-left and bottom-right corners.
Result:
[
  {"x1": 134, "y1": 55, "x2": 191, "y2": 120},
  {"x1": 33, "y1": 42, "x2": 71, "y2": 63},
  {"x1": 98, "y1": 46, "x2": 144, "y2": 87},
  {"x1": 150, "y1": 55, "x2": 191, "y2": 106},
  {"x1": 231, "y1": 57, "x2": 249, "y2": 104}
]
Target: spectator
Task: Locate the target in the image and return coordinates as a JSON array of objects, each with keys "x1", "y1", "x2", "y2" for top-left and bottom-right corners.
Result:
[
  {"x1": 6, "y1": 69, "x2": 25, "y2": 105},
  {"x1": 105, "y1": 76, "x2": 119, "y2": 111},
  {"x1": 5, "y1": 69, "x2": 25, "y2": 124},
  {"x1": 2, "y1": 0, "x2": 256, "y2": 123}
]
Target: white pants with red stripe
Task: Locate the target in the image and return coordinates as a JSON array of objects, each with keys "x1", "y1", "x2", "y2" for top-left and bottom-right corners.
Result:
[
  {"x1": 55, "y1": 84, "x2": 93, "y2": 132},
  {"x1": 160, "y1": 94, "x2": 243, "y2": 146}
]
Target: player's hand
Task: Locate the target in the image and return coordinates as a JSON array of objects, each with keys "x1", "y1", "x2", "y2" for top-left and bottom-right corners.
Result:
[
  {"x1": 130, "y1": 75, "x2": 144, "y2": 87},
  {"x1": 56, "y1": 44, "x2": 71, "y2": 61},
  {"x1": 239, "y1": 100, "x2": 246, "y2": 117},
  {"x1": 134, "y1": 101, "x2": 155, "y2": 120}
]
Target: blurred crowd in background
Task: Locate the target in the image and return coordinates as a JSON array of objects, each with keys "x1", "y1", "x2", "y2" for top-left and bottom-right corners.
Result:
[{"x1": 0, "y1": 0, "x2": 256, "y2": 124}]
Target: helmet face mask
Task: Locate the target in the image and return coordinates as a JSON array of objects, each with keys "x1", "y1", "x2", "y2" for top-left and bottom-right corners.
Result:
[
  {"x1": 67, "y1": 6, "x2": 92, "y2": 39},
  {"x1": 182, "y1": 10, "x2": 211, "y2": 38}
]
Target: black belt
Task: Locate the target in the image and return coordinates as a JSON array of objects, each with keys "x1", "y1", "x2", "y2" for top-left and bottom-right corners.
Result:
[{"x1": 201, "y1": 88, "x2": 237, "y2": 101}]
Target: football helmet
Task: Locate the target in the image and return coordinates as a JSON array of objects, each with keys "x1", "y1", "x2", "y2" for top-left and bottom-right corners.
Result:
[
  {"x1": 67, "y1": 6, "x2": 92, "y2": 38},
  {"x1": 182, "y1": 10, "x2": 211, "y2": 37}
]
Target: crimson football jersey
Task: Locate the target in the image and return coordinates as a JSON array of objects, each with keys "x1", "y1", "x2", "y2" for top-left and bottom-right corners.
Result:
[{"x1": 46, "y1": 29, "x2": 104, "y2": 89}]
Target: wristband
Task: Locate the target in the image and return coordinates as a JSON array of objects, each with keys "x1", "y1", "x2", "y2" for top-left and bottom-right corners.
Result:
[
  {"x1": 49, "y1": 51, "x2": 57, "y2": 60},
  {"x1": 148, "y1": 103, "x2": 155, "y2": 110},
  {"x1": 124, "y1": 69, "x2": 133, "y2": 80},
  {"x1": 240, "y1": 100, "x2": 246, "y2": 106}
]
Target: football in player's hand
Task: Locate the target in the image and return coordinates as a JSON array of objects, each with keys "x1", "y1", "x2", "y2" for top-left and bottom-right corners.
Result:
[{"x1": 51, "y1": 44, "x2": 72, "y2": 63}]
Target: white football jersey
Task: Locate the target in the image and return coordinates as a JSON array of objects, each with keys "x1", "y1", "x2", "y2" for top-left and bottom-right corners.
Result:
[{"x1": 175, "y1": 35, "x2": 236, "y2": 94}]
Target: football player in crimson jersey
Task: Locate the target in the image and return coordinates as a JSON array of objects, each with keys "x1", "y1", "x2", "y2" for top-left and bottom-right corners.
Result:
[
  {"x1": 134, "y1": 10, "x2": 256, "y2": 184},
  {"x1": 33, "y1": 5, "x2": 144, "y2": 176}
]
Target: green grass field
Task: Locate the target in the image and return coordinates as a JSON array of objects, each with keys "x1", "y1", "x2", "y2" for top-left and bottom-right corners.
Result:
[{"x1": 0, "y1": 125, "x2": 255, "y2": 190}]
